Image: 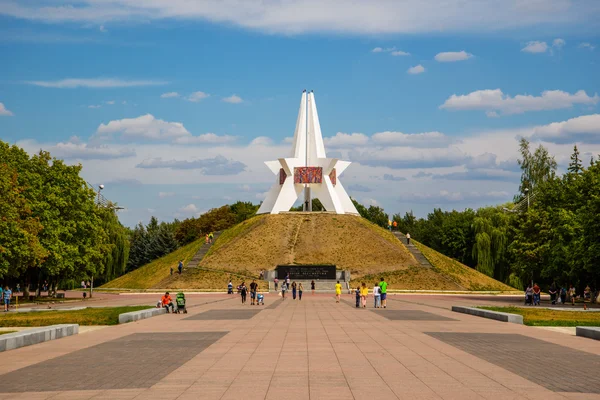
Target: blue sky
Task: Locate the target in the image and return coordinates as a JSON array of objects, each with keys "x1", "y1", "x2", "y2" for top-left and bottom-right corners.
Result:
[{"x1": 1, "y1": 1, "x2": 599, "y2": 227}]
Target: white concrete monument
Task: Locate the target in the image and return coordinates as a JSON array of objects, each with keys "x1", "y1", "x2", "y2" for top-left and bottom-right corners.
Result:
[{"x1": 257, "y1": 91, "x2": 360, "y2": 215}]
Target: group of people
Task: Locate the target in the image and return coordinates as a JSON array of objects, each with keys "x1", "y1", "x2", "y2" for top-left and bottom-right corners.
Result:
[
  {"x1": 205, "y1": 232, "x2": 214, "y2": 244},
  {"x1": 276, "y1": 275, "x2": 316, "y2": 300},
  {"x1": 236, "y1": 280, "x2": 264, "y2": 305},
  {"x1": 343, "y1": 278, "x2": 388, "y2": 308},
  {"x1": 527, "y1": 283, "x2": 597, "y2": 306}
]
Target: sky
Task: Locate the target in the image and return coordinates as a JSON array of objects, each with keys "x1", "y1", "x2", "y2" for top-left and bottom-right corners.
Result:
[{"x1": 1, "y1": 0, "x2": 599, "y2": 227}]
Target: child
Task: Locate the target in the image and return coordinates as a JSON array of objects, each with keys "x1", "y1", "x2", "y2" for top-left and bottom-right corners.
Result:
[
  {"x1": 257, "y1": 293, "x2": 264, "y2": 305},
  {"x1": 355, "y1": 286, "x2": 360, "y2": 308},
  {"x1": 373, "y1": 283, "x2": 381, "y2": 308}
]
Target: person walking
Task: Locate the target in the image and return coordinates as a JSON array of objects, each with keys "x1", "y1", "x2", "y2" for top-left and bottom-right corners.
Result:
[
  {"x1": 549, "y1": 282, "x2": 557, "y2": 305},
  {"x1": 228, "y1": 280, "x2": 233, "y2": 294},
  {"x1": 178, "y1": 260, "x2": 183, "y2": 274},
  {"x1": 569, "y1": 284, "x2": 576, "y2": 305},
  {"x1": 250, "y1": 280, "x2": 258, "y2": 305},
  {"x1": 170, "y1": 267, "x2": 174, "y2": 276},
  {"x1": 281, "y1": 282, "x2": 286, "y2": 300},
  {"x1": 209, "y1": 232, "x2": 214, "y2": 244},
  {"x1": 286, "y1": 274, "x2": 291, "y2": 290},
  {"x1": 311, "y1": 280, "x2": 315, "y2": 295},
  {"x1": 292, "y1": 281, "x2": 297, "y2": 300},
  {"x1": 240, "y1": 282, "x2": 247, "y2": 304},
  {"x1": 298, "y1": 283, "x2": 303, "y2": 301},
  {"x1": 360, "y1": 283, "x2": 368, "y2": 308},
  {"x1": 533, "y1": 283, "x2": 541, "y2": 306},
  {"x1": 560, "y1": 286, "x2": 567, "y2": 305},
  {"x1": 335, "y1": 281, "x2": 342, "y2": 303},
  {"x1": 379, "y1": 277, "x2": 388, "y2": 308},
  {"x1": 373, "y1": 282, "x2": 381, "y2": 308},
  {"x1": 3, "y1": 286, "x2": 12, "y2": 312},
  {"x1": 525, "y1": 284, "x2": 533, "y2": 305},
  {"x1": 205, "y1": 234, "x2": 209, "y2": 244},
  {"x1": 355, "y1": 286, "x2": 360, "y2": 308},
  {"x1": 274, "y1": 277, "x2": 279, "y2": 292},
  {"x1": 406, "y1": 233, "x2": 411, "y2": 245}
]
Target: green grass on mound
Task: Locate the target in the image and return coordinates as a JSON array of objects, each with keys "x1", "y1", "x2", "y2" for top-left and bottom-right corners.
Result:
[
  {"x1": 480, "y1": 306, "x2": 600, "y2": 326},
  {"x1": 0, "y1": 306, "x2": 151, "y2": 327},
  {"x1": 203, "y1": 215, "x2": 266, "y2": 259},
  {"x1": 102, "y1": 239, "x2": 203, "y2": 289},
  {"x1": 158, "y1": 268, "x2": 269, "y2": 291},
  {"x1": 413, "y1": 240, "x2": 516, "y2": 291}
]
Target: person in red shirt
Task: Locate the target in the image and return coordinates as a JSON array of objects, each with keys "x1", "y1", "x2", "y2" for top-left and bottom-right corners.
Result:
[
  {"x1": 533, "y1": 284, "x2": 541, "y2": 306},
  {"x1": 161, "y1": 292, "x2": 174, "y2": 313}
]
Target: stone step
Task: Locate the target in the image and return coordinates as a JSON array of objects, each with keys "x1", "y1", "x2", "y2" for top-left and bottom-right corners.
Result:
[
  {"x1": 392, "y1": 232, "x2": 432, "y2": 268},
  {"x1": 186, "y1": 231, "x2": 222, "y2": 268}
]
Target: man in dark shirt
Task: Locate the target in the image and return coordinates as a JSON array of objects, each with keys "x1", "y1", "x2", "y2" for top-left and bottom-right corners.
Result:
[{"x1": 250, "y1": 280, "x2": 258, "y2": 305}]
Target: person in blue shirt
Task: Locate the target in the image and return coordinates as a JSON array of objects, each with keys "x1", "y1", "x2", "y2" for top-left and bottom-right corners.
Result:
[
  {"x1": 4, "y1": 286, "x2": 12, "y2": 312},
  {"x1": 178, "y1": 260, "x2": 183, "y2": 274}
]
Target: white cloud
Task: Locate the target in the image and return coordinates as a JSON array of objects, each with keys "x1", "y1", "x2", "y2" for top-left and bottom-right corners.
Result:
[
  {"x1": 99, "y1": 25, "x2": 107, "y2": 33},
  {"x1": 46, "y1": 140, "x2": 135, "y2": 160},
  {"x1": 383, "y1": 174, "x2": 407, "y2": 181},
  {"x1": 486, "y1": 111, "x2": 499, "y2": 118},
  {"x1": 223, "y1": 94, "x2": 243, "y2": 104},
  {"x1": 250, "y1": 136, "x2": 274, "y2": 146},
  {"x1": 362, "y1": 198, "x2": 379, "y2": 206},
  {"x1": 434, "y1": 51, "x2": 473, "y2": 62},
  {"x1": 96, "y1": 114, "x2": 190, "y2": 140},
  {"x1": 88, "y1": 105, "x2": 101, "y2": 109},
  {"x1": 440, "y1": 89, "x2": 599, "y2": 115},
  {"x1": 0, "y1": 102, "x2": 14, "y2": 116},
  {"x1": 25, "y1": 78, "x2": 167, "y2": 88},
  {"x1": 531, "y1": 114, "x2": 600, "y2": 144},
  {"x1": 105, "y1": 100, "x2": 115, "y2": 105},
  {"x1": 579, "y1": 42, "x2": 595, "y2": 50},
  {"x1": 173, "y1": 133, "x2": 236, "y2": 145},
  {"x1": 2, "y1": 1, "x2": 594, "y2": 35},
  {"x1": 158, "y1": 192, "x2": 175, "y2": 198},
  {"x1": 372, "y1": 47, "x2": 384, "y2": 53},
  {"x1": 136, "y1": 155, "x2": 246, "y2": 175},
  {"x1": 179, "y1": 204, "x2": 200, "y2": 215},
  {"x1": 372, "y1": 46, "x2": 396, "y2": 53},
  {"x1": 347, "y1": 184, "x2": 371, "y2": 192},
  {"x1": 187, "y1": 91, "x2": 210, "y2": 102},
  {"x1": 397, "y1": 190, "x2": 510, "y2": 203},
  {"x1": 391, "y1": 50, "x2": 410, "y2": 56},
  {"x1": 407, "y1": 64, "x2": 425, "y2": 74},
  {"x1": 324, "y1": 132, "x2": 369, "y2": 148},
  {"x1": 553, "y1": 38, "x2": 566, "y2": 48},
  {"x1": 371, "y1": 131, "x2": 455, "y2": 148},
  {"x1": 161, "y1": 92, "x2": 180, "y2": 98},
  {"x1": 521, "y1": 41, "x2": 548, "y2": 53},
  {"x1": 349, "y1": 146, "x2": 468, "y2": 169}
]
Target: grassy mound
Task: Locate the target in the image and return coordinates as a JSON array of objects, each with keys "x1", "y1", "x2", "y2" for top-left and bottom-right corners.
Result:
[
  {"x1": 156, "y1": 268, "x2": 268, "y2": 291},
  {"x1": 102, "y1": 239, "x2": 202, "y2": 289},
  {"x1": 413, "y1": 240, "x2": 516, "y2": 291},
  {"x1": 199, "y1": 213, "x2": 417, "y2": 275}
]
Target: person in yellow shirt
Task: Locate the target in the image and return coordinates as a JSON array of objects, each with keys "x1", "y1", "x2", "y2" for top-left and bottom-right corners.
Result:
[
  {"x1": 335, "y1": 281, "x2": 342, "y2": 303},
  {"x1": 360, "y1": 283, "x2": 369, "y2": 308}
]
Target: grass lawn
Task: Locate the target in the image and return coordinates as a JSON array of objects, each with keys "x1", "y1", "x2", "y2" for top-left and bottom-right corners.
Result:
[
  {"x1": 0, "y1": 306, "x2": 152, "y2": 327},
  {"x1": 480, "y1": 306, "x2": 600, "y2": 326},
  {"x1": 0, "y1": 331, "x2": 17, "y2": 335}
]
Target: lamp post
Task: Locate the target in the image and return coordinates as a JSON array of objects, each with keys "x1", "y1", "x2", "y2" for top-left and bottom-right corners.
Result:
[{"x1": 524, "y1": 187, "x2": 529, "y2": 210}]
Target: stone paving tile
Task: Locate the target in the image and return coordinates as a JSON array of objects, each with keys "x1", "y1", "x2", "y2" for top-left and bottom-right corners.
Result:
[
  {"x1": 426, "y1": 332, "x2": 600, "y2": 394},
  {"x1": 184, "y1": 309, "x2": 262, "y2": 320},
  {"x1": 0, "y1": 332, "x2": 226, "y2": 393},
  {"x1": 3, "y1": 293, "x2": 600, "y2": 399},
  {"x1": 371, "y1": 309, "x2": 458, "y2": 321}
]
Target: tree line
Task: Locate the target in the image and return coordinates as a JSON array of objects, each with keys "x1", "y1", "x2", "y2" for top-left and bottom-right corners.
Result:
[{"x1": 393, "y1": 140, "x2": 600, "y2": 293}]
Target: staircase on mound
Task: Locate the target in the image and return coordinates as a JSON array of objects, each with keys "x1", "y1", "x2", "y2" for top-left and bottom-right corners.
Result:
[
  {"x1": 186, "y1": 231, "x2": 222, "y2": 268},
  {"x1": 393, "y1": 232, "x2": 432, "y2": 268}
]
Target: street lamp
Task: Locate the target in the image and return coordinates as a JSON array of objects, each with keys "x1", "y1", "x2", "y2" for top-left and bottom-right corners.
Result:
[
  {"x1": 97, "y1": 184, "x2": 104, "y2": 205},
  {"x1": 524, "y1": 187, "x2": 530, "y2": 210}
]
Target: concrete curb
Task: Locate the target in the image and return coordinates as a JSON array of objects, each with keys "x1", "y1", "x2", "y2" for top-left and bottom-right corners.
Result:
[
  {"x1": 118, "y1": 307, "x2": 166, "y2": 324},
  {"x1": 0, "y1": 324, "x2": 79, "y2": 352},
  {"x1": 576, "y1": 326, "x2": 600, "y2": 341},
  {"x1": 452, "y1": 306, "x2": 523, "y2": 324}
]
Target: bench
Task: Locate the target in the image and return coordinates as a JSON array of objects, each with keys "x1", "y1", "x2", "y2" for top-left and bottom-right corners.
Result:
[
  {"x1": 451, "y1": 306, "x2": 523, "y2": 324},
  {"x1": 576, "y1": 326, "x2": 600, "y2": 341},
  {"x1": 118, "y1": 308, "x2": 166, "y2": 324}
]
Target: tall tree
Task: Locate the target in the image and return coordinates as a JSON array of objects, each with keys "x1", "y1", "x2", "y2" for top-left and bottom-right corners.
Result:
[
  {"x1": 567, "y1": 145, "x2": 583, "y2": 175},
  {"x1": 516, "y1": 138, "x2": 557, "y2": 199}
]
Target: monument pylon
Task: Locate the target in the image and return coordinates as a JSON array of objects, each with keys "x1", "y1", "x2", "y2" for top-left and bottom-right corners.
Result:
[{"x1": 257, "y1": 91, "x2": 359, "y2": 215}]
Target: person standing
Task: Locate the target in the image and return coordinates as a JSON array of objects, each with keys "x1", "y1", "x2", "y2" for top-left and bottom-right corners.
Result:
[
  {"x1": 205, "y1": 234, "x2": 209, "y2": 244},
  {"x1": 178, "y1": 260, "x2": 183, "y2": 274},
  {"x1": 81, "y1": 280, "x2": 86, "y2": 289},
  {"x1": 525, "y1": 284, "x2": 533, "y2": 305},
  {"x1": 281, "y1": 282, "x2": 286, "y2": 299},
  {"x1": 549, "y1": 283, "x2": 557, "y2": 305},
  {"x1": 250, "y1": 280, "x2": 258, "y2": 305},
  {"x1": 311, "y1": 280, "x2": 315, "y2": 295},
  {"x1": 406, "y1": 233, "x2": 411, "y2": 245},
  {"x1": 379, "y1": 277, "x2": 388, "y2": 308},
  {"x1": 3, "y1": 286, "x2": 12, "y2": 312},
  {"x1": 286, "y1": 274, "x2": 291, "y2": 290},
  {"x1": 373, "y1": 282, "x2": 381, "y2": 308},
  {"x1": 569, "y1": 284, "x2": 576, "y2": 305},
  {"x1": 228, "y1": 280, "x2": 233, "y2": 294},
  {"x1": 240, "y1": 282, "x2": 247, "y2": 304},
  {"x1": 274, "y1": 277, "x2": 279, "y2": 292},
  {"x1": 298, "y1": 283, "x2": 303, "y2": 301},
  {"x1": 355, "y1": 286, "x2": 360, "y2": 308},
  {"x1": 360, "y1": 283, "x2": 368, "y2": 308},
  {"x1": 560, "y1": 286, "x2": 567, "y2": 305},
  {"x1": 335, "y1": 281, "x2": 342, "y2": 303},
  {"x1": 209, "y1": 232, "x2": 214, "y2": 244},
  {"x1": 292, "y1": 281, "x2": 297, "y2": 300},
  {"x1": 533, "y1": 283, "x2": 541, "y2": 306}
]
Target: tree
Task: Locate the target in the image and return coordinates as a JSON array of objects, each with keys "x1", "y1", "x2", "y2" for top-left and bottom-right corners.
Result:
[
  {"x1": 568, "y1": 145, "x2": 583, "y2": 175},
  {"x1": 516, "y1": 138, "x2": 557, "y2": 199}
]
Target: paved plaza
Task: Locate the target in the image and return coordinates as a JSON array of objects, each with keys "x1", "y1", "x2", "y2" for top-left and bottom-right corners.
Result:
[{"x1": 1, "y1": 293, "x2": 600, "y2": 399}]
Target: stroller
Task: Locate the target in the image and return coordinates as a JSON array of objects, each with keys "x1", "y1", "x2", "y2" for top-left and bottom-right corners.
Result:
[
  {"x1": 175, "y1": 292, "x2": 187, "y2": 314},
  {"x1": 256, "y1": 293, "x2": 265, "y2": 305}
]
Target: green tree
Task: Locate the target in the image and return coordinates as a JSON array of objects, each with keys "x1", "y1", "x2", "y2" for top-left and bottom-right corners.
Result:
[
  {"x1": 517, "y1": 137, "x2": 557, "y2": 199},
  {"x1": 567, "y1": 145, "x2": 583, "y2": 175}
]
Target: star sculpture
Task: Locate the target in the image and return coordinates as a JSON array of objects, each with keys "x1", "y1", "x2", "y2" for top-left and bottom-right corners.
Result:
[{"x1": 257, "y1": 91, "x2": 359, "y2": 215}]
